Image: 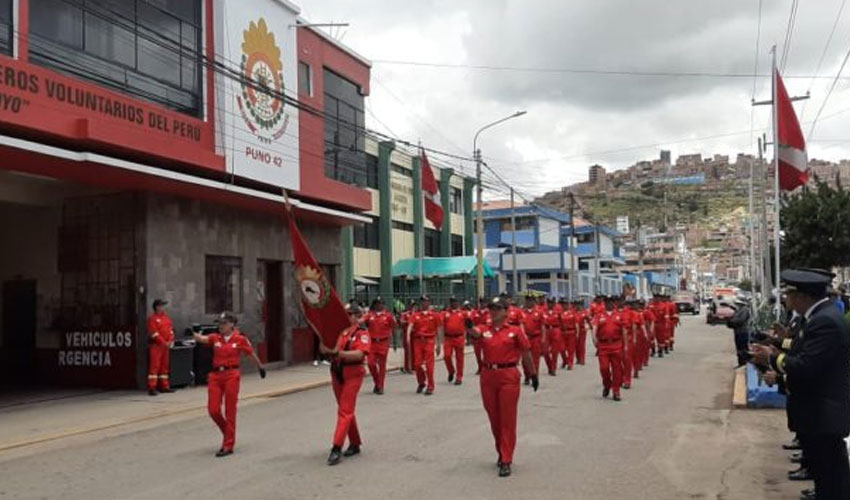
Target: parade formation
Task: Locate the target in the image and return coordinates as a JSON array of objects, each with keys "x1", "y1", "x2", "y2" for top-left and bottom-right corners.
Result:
[{"x1": 145, "y1": 288, "x2": 682, "y2": 478}]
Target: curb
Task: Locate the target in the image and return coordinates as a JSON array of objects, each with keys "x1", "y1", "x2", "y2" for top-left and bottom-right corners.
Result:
[{"x1": 732, "y1": 365, "x2": 747, "y2": 408}]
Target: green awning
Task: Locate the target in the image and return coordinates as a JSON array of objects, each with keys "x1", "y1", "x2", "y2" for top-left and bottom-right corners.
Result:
[{"x1": 392, "y1": 256, "x2": 496, "y2": 279}]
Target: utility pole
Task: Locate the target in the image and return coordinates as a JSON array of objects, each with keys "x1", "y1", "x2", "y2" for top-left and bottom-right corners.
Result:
[
  {"x1": 595, "y1": 223, "x2": 602, "y2": 295},
  {"x1": 475, "y1": 148, "x2": 484, "y2": 299},
  {"x1": 747, "y1": 152, "x2": 757, "y2": 312},
  {"x1": 636, "y1": 220, "x2": 645, "y2": 299},
  {"x1": 758, "y1": 136, "x2": 771, "y2": 303},
  {"x1": 568, "y1": 192, "x2": 577, "y2": 301},
  {"x1": 510, "y1": 187, "x2": 519, "y2": 294}
]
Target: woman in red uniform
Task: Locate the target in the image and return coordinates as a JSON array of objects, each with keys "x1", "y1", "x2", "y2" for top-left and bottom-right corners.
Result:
[
  {"x1": 193, "y1": 312, "x2": 266, "y2": 457},
  {"x1": 320, "y1": 303, "x2": 371, "y2": 466},
  {"x1": 468, "y1": 297, "x2": 537, "y2": 478}
]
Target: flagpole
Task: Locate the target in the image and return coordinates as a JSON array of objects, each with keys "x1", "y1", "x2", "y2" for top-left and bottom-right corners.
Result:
[
  {"x1": 771, "y1": 46, "x2": 782, "y2": 320},
  {"x1": 418, "y1": 146, "x2": 425, "y2": 297}
]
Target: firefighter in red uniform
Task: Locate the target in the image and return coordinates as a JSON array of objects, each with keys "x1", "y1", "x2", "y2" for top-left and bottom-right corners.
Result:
[
  {"x1": 193, "y1": 312, "x2": 266, "y2": 457},
  {"x1": 652, "y1": 295, "x2": 670, "y2": 357},
  {"x1": 146, "y1": 299, "x2": 175, "y2": 395},
  {"x1": 520, "y1": 294, "x2": 545, "y2": 384},
  {"x1": 470, "y1": 298, "x2": 491, "y2": 374},
  {"x1": 642, "y1": 299, "x2": 657, "y2": 362},
  {"x1": 560, "y1": 300, "x2": 579, "y2": 370},
  {"x1": 592, "y1": 298, "x2": 628, "y2": 401},
  {"x1": 620, "y1": 300, "x2": 636, "y2": 389},
  {"x1": 442, "y1": 297, "x2": 468, "y2": 385},
  {"x1": 468, "y1": 297, "x2": 537, "y2": 478},
  {"x1": 407, "y1": 295, "x2": 442, "y2": 395},
  {"x1": 543, "y1": 298, "x2": 563, "y2": 375},
  {"x1": 630, "y1": 301, "x2": 648, "y2": 378},
  {"x1": 400, "y1": 300, "x2": 417, "y2": 373},
  {"x1": 667, "y1": 295, "x2": 679, "y2": 351},
  {"x1": 322, "y1": 304, "x2": 371, "y2": 465},
  {"x1": 504, "y1": 293, "x2": 524, "y2": 327},
  {"x1": 575, "y1": 301, "x2": 591, "y2": 365},
  {"x1": 362, "y1": 297, "x2": 395, "y2": 394}
]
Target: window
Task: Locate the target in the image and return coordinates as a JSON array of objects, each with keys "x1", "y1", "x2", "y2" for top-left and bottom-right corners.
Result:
[
  {"x1": 324, "y1": 69, "x2": 367, "y2": 186},
  {"x1": 449, "y1": 187, "x2": 463, "y2": 215},
  {"x1": 424, "y1": 228, "x2": 440, "y2": 257},
  {"x1": 500, "y1": 216, "x2": 535, "y2": 231},
  {"x1": 451, "y1": 234, "x2": 464, "y2": 256},
  {"x1": 206, "y1": 256, "x2": 243, "y2": 314},
  {"x1": 30, "y1": 0, "x2": 203, "y2": 116},
  {"x1": 298, "y1": 61, "x2": 312, "y2": 97},
  {"x1": 527, "y1": 272, "x2": 550, "y2": 280},
  {"x1": 392, "y1": 221, "x2": 414, "y2": 232},
  {"x1": 365, "y1": 154, "x2": 378, "y2": 189},
  {"x1": 353, "y1": 216, "x2": 380, "y2": 250},
  {"x1": 392, "y1": 163, "x2": 412, "y2": 177},
  {"x1": 0, "y1": 0, "x2": 11, "y2": 54},
  {"x1": 577, "y1": 232, "x2": 595, "y2": 244}
]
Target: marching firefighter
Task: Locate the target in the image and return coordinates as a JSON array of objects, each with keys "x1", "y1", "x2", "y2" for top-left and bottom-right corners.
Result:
[
  {"x1": 470, "y1": 298, "x2": 491, "y2": 374},
  {"x1": 543, "y1": 297, "x2": 564, "y2": 375},
  {"x1": 193, "y1": 312, "x2": 266, "y2": 457},
  {"x1": 560, "y1": 300, "x2": 580, "y2": 370},
  {"x1": 592, "y1": 297, "x2": 628, "y2": 401},
  {"x1": 521, "y1": 294, "x2": 545, "y2": 385},
  {"x1": 575, "y1": 300, "x2": 591, "y2": 366},
  {"x1": 468, "y1": 297, "x2": 538, "y2": 478},
  {"x1": 407, "y1": 295, "x2": 443, "y2": 395},
  {"x1": 147, "y1": 299, "x2": 175, "y2": 396},
  {"x1": 400, "y1": 299, "x2": 418, "y2": 373},
  {"x1": 442, "y1": 297, "x2": 468, "y2": 385},
  {"x1": 321, "y1": 303, "x2": 371, "y2": 466},
  {"x1": 362, "y1": 297, "x2": 395, "y2": 394}
]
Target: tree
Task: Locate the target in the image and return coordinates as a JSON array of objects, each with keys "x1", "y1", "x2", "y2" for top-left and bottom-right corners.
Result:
[{"x1": 781, "y1": 176, "x2": 850, "y2": 270}]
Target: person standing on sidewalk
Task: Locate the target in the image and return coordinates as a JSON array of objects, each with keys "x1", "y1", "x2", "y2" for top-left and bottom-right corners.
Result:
[
  {"x1": 407, "y1": 295, "x2": 442, "y2": 395},
  {"x1": 752, "y1": 269, "x2": 850, "y2": 499},
  {"x1": 592, "y1": 298, "x2": 628, "y2": 401},
  {"x1": 322, "y1": 303, "x2": 371, "y2": 466},
  {"x1": 468, "y1": 296, "x2": 537, "y2": 478},
  {"x1": 442, "y1": 297, "x2": 468, "y2": 386},
  {"x1": 193, "y1": 312, "x2": 266, "y2": 457},
  {"x1": 146, "y1": 299, "x2": 175, "y2": 396},
  {"x1": 362, "y1": 297, "x2": 395, "y2": 395}
]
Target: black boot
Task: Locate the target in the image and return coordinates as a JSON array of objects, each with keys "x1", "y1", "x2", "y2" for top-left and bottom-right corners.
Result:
[
  {"x1": 327, "y1": 446, "x2": 342, "y2": 465},
  {"x1": 498, "y1": 463, "x2": 512, "y2": 477},
  {"x1": 343, "y1": 445, "x2": 360, "y2": 457},
  {"x1": 448, "y1": 372, "x2": 454, "y2": 383},
  {"x1": 416, "y1": 384, "x2": 425, "y2": 394},
  {"x1": 788, "y1": 467, "x2": 811, "y2": 481},
  {"x1": 602, "y1": 387, "x2": 610, "y2": 398}
]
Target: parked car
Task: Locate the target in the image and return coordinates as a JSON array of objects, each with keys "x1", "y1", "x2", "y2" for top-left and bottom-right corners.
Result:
[
  {"x1": 706, "y1": 300, "x2": 735, "y2": 325},
  {"x1": 673, "y1": 292, "x2": 700, "y2": 315}
]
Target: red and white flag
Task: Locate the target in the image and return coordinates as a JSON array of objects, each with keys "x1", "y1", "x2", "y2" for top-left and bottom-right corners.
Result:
[
  {"x1": 421, "y1": 150, "x2": 444, "y2": 229},
  {"x1": 287, "y1": 207, "x2": 351, "y2": 349},
  {"x1": 776, "y1": 70, "x2": 809, "y2": 191}
]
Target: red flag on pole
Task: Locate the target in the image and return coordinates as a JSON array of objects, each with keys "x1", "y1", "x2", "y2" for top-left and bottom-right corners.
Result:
[
  {"x1": 421, "y1": 150, "x2": 444, "y2": 229},
  {"x1": 776, "y1": 70, "x2": 809, "y2": 191},
  {"x1": 287, "y1": 208, "x2": 351, "y2": 349}
]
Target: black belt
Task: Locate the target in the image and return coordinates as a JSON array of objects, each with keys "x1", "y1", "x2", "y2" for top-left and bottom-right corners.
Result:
[
  {"x1": 483, "y1": 362, "x2": 518, "y2": 370},
  {"x1": 598, "y1": 338, "x2": 621, "y2": 344},
  {"x1": 213, "y1": 365, "x2": 239, "y2": 372},
  {"x1": 372, "y1": 337, "x2": 390, "y2": 342},
  {"x1": 444, "y1": 333, "x2": 465, "y2": 338}
]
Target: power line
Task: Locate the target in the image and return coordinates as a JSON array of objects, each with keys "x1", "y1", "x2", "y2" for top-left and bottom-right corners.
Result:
[
  {"x1": 780, "y1": 0, "x2": 800, "y2": 71},
  {"x1": 807, "y1": 40, "x2": 850, "y2": 141},
  {"x1": 370, "y1": 59, "x2": 844, "y2": 80},
  {"x1": 801, "y1": 0, "x2": 848, "y2": 121},
  {"x1": 750, "y1": 0, "x2": 763, "y2": 147}
]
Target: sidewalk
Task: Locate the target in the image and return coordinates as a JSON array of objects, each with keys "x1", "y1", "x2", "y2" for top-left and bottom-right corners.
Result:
[{"x1": 0, "y1": 347, "x2": 473, "y2": 453}]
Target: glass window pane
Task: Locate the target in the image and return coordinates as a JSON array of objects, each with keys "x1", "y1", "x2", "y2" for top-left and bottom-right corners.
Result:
[
  {"x1": 138, "y1": 38, "x2": 180, "y2": 86},
  {"x1": 143, "y1": 0, "x2": 199, "y2": 24},
  {"x1": 180, "y1": 24, "x2": 199, "y2": 91},
  {"x1": 85, "y1": 13, "x2": 135, "y2": 66},
  {"x1": 138, "y1": 3, "x2": 180, "y2": 43},
  {"x1": 31, "y1": 0, "x2": 83, "y2": 49}
]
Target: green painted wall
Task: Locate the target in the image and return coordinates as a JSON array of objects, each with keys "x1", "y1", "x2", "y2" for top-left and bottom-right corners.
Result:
[
  {"x1": 378, "y1": 141, "x2": 395, "y2": 299},
  {"x1": 463, "y1": 177, "x2": 475, "y2": 256},
  {"x1": 412, "y1": 156, "x2": 423, "y2": 259},
  {"x1": 440, "y1": 168, "x2": 453, "y2": 256}
]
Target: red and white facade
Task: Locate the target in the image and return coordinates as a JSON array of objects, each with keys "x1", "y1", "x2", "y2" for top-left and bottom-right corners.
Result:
[{"x1": 0, "y1": 0, "x2": 371, "y2": 388}]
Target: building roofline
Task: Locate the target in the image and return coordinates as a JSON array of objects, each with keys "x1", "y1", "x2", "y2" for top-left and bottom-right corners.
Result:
[{"x1": 296, "y1": 19, "x2": 372, "y2": 68}]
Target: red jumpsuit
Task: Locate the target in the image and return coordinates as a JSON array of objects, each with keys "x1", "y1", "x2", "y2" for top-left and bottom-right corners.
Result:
[
  {"x1": 543, "y1": 308, "x2": 563, "y2": 373},
  {"x1": 506, "y1": 306, "x2": 524, "y2": 327},
  {"x1": 478, "y1": 322, "x2": 530, "y2": 466},
  {"x1": 363, "y1": 310, "x2": 396, "y2": 391},
  {"x1": 410, "y1": 309, "x2": 442, "y2": 392},
  {"x1": 520, "y1": 308, "x2": 544, "y2": 380},
  {"x1": 471, "y1": 308, "x2": 491, "y2": 372},
  {"x1": 630, "y1": 310, "x2": 647, "y2": 377},
  {"x1": 442, "y1": 309, "x2": 468, "y2": 383},
  {"x1": 400, "y1": 310, "x2": 414, "y2": 372},
  {"x1": 206, "y1": 330, "x2": 254, "y2": 452},
  {"x1": 620, "y1": 308, "x2": 635, "y2": 387},
  {"x1": 643, "y1": 308, "x2": 657, "y2": 361},
  {"x1": 576, "y1": 308, "x2": 590, "y2": 365},
  {"x1": 592, "y1": 311, "x2": 627, "y2": 398},
  {"x1": 560, "y1": 308, "x2": 579, "y2": 370},
  {"x1": 653, "y1": 302, "x2": 670, "y2": 353},
  {"x1": 147, "y1": 312, "x2": 174, "y2": 391},
  {"x1": 331, "y1": 325, "x2": 370, "y2": 449},
  {"x1": 667, "y1": 301, "x2": 679, "y2": 349}
]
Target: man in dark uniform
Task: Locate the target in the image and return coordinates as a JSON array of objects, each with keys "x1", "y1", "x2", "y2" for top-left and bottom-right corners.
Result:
[{"x1": 752, "y1": 269, "x2": 850, "y2": 500}]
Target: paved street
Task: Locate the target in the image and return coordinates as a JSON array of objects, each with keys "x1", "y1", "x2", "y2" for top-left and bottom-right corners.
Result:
[{"x1": 0, "y1": 316, "x2": 803, "y2": 500}]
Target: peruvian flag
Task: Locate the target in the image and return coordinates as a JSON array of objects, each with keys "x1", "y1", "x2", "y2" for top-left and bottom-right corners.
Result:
[
  {"x1": 776, "y1": 70, "x2": 809, "y2": 191},
  {"x1": 421, "y1": 150, "x2": 444, "y2": 229},
  {"x1": 286, "y1": 207, "x2": 351, "y2": 349}
]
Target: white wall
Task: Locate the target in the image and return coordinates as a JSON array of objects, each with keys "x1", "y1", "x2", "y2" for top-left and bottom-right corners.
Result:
[{"x1": 538, "y1": 217, "x2": 560, "y2": 248}]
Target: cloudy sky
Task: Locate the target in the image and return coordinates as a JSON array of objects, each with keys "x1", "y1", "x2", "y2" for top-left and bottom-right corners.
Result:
[{"x1": 299, "y1": 0, "x2": 850, "y2": 198}]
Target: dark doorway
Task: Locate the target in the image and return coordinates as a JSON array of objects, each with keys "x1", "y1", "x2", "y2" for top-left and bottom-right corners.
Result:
[
  {"x1": 2, "y1": 279, "x2": 37, "y2": 385},
  {"x1": 260, "y1": 261, "x2": 283, "y2": 362}
]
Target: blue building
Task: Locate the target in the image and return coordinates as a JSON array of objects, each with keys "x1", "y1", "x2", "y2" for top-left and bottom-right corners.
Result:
[{"x1": 476, "y1": 201, "x2": 625, "y2": 298}]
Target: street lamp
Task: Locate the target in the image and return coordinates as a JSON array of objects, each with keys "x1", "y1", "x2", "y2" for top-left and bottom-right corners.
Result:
[{"x1": 474, "y1": 110, "x2": 527, "y2": 299}]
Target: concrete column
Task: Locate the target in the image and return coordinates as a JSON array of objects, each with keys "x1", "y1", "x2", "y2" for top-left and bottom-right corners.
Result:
[
  {"x1": 378, "y1": 141, "x2": 395, "y2": 300},
  {"x1": 340, "y1": 226, "x2": 354, "y2": 301},
  {"x1": 440, "y1": 168, "x2": 453, "y2": 256},
  {"x1": 412, "y1": 156, "x2": 423, "y2": 259},
  {"x1": 462, "y1": 177, "x2": 475, "y2": 256}
]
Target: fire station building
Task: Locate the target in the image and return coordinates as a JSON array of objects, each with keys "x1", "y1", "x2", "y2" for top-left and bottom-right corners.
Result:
[{"x1": 0, "y1": 0, "x2": 372, "y2": 389}]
